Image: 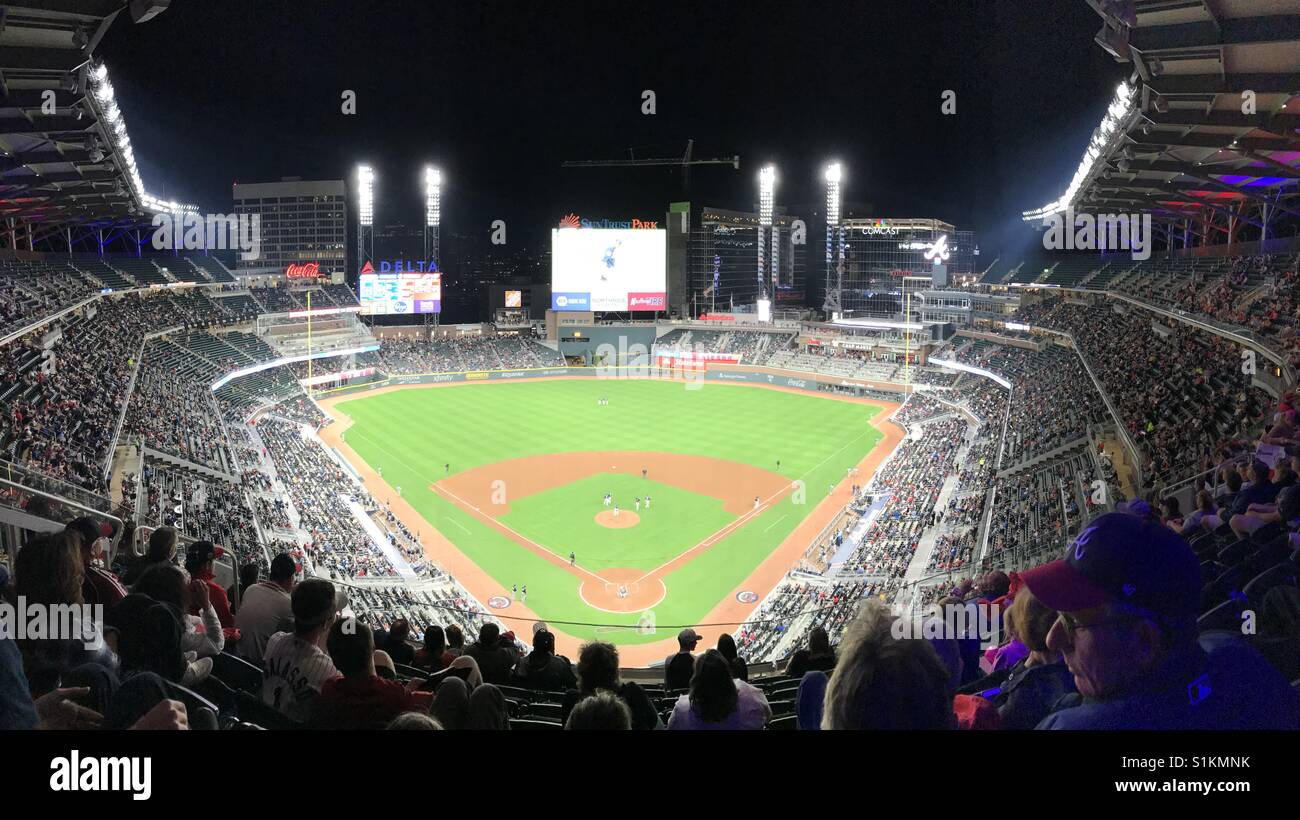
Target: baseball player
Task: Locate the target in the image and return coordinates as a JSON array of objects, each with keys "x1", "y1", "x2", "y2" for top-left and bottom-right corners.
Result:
[
  {"x1": 521, "y1": 584, "x2": 527, "y2": 603},
  {"x1": 569, "y1": 551, "x2": 576, "y2": 566},
  {"x1": 754, "y1": 496, "x2": 760, "y2": 510},
  {"x1": 642, "y1": 468, "x2": 647, "y2": 479},
  {"x1": 613, "y1": 504, "x2": 620, "y2": 517},
  {"x1": 635, "y1": 497, "x2": 641, "y2": 512},
  {"x1": 645, "y1": 495, "x2": 651, "y2": 510},
  {"x1": 512, "y1": 584, "x2": 518, "y2": 601}
]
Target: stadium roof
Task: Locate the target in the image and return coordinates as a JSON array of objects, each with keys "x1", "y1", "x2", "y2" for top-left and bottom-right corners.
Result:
[
  {"x1": 1024, "y1": 0, "x2": 1300, "y2": 233},
  {"x1": 0, "y1": 1, "x2": 189, "y2": 240}
]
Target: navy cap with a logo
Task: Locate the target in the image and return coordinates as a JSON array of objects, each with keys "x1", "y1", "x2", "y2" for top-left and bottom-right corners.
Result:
[{"x1": 1020, "y1": 512, "x2": 1201, "y2": 618}]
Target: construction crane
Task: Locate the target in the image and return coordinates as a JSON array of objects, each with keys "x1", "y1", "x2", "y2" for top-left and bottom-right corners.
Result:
[{"x1": 562, "y1": 139, "x2": 739, "y2": 193}]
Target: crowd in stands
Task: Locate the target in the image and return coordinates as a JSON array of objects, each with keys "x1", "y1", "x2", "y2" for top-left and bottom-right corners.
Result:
[
  {"x1": 1018, "y1": 297, "x2": 1270, "y2": 488},
  {"x1": 359, "y1": 334, "x2": 564, "y2": 374}
]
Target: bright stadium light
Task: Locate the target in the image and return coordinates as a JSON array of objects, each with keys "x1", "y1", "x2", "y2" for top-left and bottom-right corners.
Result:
[
  {"x1": 758, "y1": 165, "x2": 776, "y2": 227},
  {"x1": 424, "y1": 166, "x2": 441, "y2": 227},
  {"x1": 824, "y1": 162, "x2": 842, "y2": 226},
  {"x1": 822, "y1": 161, "x2": 844, "y2": 315},
  {"x1": 357, "y1": 164, "x2": 375, "y2": 227},
  {"x1": 1022, "y1": 80, "x2": 1134, "y2": 221},
  {"x1": 84, "y1": 60, "x2": 196, "y2": 214}
]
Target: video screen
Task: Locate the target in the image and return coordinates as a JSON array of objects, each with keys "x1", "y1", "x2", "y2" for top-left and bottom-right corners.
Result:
[
  {"x1": 359, "y1": 272, "x2": 441, "y2": 315},
  {"x1": 505, "y1": 290, "x2": 522, "y2": 308},
  {"x1": 551, "y1": 228, "x2": 666, "y2": 311}
]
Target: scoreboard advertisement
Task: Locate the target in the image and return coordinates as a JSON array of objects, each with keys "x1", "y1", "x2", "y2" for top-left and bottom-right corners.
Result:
[{"x1": 359, "y1": 272, "x2": 441, "y2": 315}]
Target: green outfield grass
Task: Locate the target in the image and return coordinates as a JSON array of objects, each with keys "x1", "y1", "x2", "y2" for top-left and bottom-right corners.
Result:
[{"x1": 334, "y1": 379, "x2": 884, "y2": 643}]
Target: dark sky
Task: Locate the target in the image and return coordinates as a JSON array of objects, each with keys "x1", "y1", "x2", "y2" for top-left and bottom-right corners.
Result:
[{"x1": 95, "y1": 0, "x2": 1120, "y2": 259}]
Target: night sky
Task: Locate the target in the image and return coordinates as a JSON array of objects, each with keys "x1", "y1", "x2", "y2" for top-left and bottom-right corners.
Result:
[{"x1": 95, "y1": 0, "x2": 1120, "y2": 259}]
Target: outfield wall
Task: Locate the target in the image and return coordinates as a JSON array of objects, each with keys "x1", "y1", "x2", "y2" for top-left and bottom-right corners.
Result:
[{"x1": 310, "y1": 364, "x2": 914, "y2": 400}]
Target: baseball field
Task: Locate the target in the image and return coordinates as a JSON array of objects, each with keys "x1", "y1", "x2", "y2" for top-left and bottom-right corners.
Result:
[{"x1": 317, "y1": 377, "x2": 901, "y2": 665}]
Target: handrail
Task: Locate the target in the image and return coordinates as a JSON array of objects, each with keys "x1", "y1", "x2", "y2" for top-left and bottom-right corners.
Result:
[
  {"x1": 1031, "y1": 326, "x2": 1145, "y2": 490},
  {"x1": 104, "y1": 333, "x2": 149, "y2": 485},
  {"x1": 0, "y1": 293, "x2": 100, "y2": 348},
  {"x1": 0, "y1": 458, "x2": 114, "y2": 513}
]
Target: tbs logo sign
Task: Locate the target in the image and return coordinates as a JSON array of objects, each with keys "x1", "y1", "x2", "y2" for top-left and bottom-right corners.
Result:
[{"x1": 628, "y1": 293, "x2": 665, "y2": 310}]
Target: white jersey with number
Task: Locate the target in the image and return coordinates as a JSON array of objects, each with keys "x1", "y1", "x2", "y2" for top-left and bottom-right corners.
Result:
[{"x1": 261, "y1": 631, "x2": 339, "y2": 723}]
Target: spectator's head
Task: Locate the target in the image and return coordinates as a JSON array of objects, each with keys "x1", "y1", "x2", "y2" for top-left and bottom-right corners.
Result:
[
  {"x1": 1008, "y1": 587, "x2": 1060, "y2": 657},
  {"x1": 16, "y1": 530, "x2": 83, "y2": 606},
  {"x1": 808, "y1": 626, "x2": 831, "y2": 656},
  {"x1": 146, "y1": 526, "x2": 179, "y2": 564},
  {"x1": 688, "y1": 650, "x2": 739, "y2": 724},
  {"x1": 677, "y1": 628, "x2": 702, "y2": 652},
  {"x1": 387, "y1": 712, "x2": 442, "y2": 730},
  {"x1": 132, "y1": 564, "x2": 189, "y2": 611},
  {"x1": 532, "y1": 629, "x2": 555, "y2": 656},
  {"x1": 979, "y1": 571, "x2": 1011, "y2": 600},
  {"x1": 1022, "y1": 512, "x2": 1201, "y2": 700},
  {"x1": 107, "y1": 593, "x2": 185, "y2": 682},
  {"x1": 269, "y1": 553, "x2": 296, "y2": 589},
  {"x1": 183, "y1": 541, "x2": 222, "y2": 575},
  {"x1": 389, "y1": 618, "x2": 410, "y2": 645},
  {"x1": 823, "y1": 599, "x2": 957, "y2": 730},
  {"x1": 566, "y1": 691, "x2": 632, "y2": 730},
  {"x1": 477, "y1": 622, "x2": 499, "y2": 647},
  {"x1": 1248, "y1": 459, "x2": 1271, "y2": 486},
  {"x1": 1274, "y1": 460, "x2": 1294, "y2": 486},
  {"x1": 327, "y1": 618, "x2": 375, "y2": 679},
  {"x1": 716, "y1": 632, "x2": 738, "y2": 663},
  {"x1": 65, "y1": 517, "x2": 112, "y2": 564},
  {"x1": 1159, "y1": 497, "x2": 1182, "y2": 521},
  {"x1": 465, "y1": 684, "x2": 509, "y2": 730},
  {"x1": 291, "y1": 577, "x2": 338, "y2": 638},
  {"x1": 445, "y1": 624, "x2": 464, "y2": 650},
  {"x1": 576, "y1": 641, "x2": 621, "y2": 695},
  {"x1": 238, "y1": 562, "x2": 260, "y2": 589},
  {"x1": 1194, "y1": 490, "x2": 1215, "y2": 513},
  {"x1": 423, "y1": 624, "x2": 446, "y2": 656},
  {"x1": 1224, "y1": 468, "x2": 1243, "y2": 494}
]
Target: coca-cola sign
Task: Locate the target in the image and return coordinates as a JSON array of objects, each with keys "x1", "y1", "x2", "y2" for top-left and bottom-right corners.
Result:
[{"x1": 285, "y1": 262, "x2": 321, "y2": 279}]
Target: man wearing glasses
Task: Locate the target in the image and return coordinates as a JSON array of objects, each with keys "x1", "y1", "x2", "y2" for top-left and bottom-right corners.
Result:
[{"x1": 1021, "y1": 512, "x2": 1300, "y2": 729}]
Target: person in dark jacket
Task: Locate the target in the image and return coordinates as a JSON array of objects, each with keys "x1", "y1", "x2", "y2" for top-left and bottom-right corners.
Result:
[
  {"x1": 561, "y1": 641, "x2": 661, "y2": 730},
  {"x1": 786, "y1": 626, "x2": 836, "y2": 678},
  {"x1": 462, "y1": 622, "x2": 516, "y2": 686},
  {"x1": 1025, "y1": 512, "x2": 1300, "y2": 730},
  {"x1": 513, "y1": 629, "x2": 577, "y2": 691}
]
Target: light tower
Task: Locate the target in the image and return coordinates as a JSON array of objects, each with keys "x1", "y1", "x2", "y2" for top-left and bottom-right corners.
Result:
[
  {"x1": 356, "y1": 164, "x2": 375, "y2": 274},
  {"x1": 424, "y1": 165, "x2": 441, "y2": 267},
  {"x1": 822, "y1": 162, "x2": 843, "y2": 316},
  {"x1": 758, "y1": 165, "x2": 775, "y2": 307}
]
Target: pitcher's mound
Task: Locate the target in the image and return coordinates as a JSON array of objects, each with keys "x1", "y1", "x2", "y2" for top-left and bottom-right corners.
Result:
[{"x1": 596, "y1": 510, "x2": 640, "y2": 529}]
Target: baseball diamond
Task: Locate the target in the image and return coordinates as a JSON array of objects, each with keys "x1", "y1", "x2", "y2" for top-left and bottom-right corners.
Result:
[{"x1": 317, "y1": 377, "x2": 900, "y2": 665}]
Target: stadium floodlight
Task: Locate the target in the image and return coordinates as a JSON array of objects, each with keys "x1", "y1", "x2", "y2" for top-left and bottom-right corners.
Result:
[
  {"x1": 357, "y1": 164, "x2": 375, "y2": 227},
  {"x1": 1022, "y1": 80, "x2": 1134, "y2": 221},
  {"x1": 823, "y1": 162, "x2": 844, "y2": 314},
  {"x1": 424, "y1": 166, "x2": 442, "y2": 227},
  {"x1": 758, "y1": 165, "x2": 776, "y2": 227}
]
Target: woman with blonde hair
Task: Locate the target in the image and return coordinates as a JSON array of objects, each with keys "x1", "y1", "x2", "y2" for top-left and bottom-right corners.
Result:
[{"x1": 822, "y1": 599, "x2": 955, "y2": 730}]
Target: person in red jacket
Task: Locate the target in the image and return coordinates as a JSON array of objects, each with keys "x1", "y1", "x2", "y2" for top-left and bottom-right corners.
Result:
[{"x1": 184, "y1": 541, "x2": 234, "y2": 629}]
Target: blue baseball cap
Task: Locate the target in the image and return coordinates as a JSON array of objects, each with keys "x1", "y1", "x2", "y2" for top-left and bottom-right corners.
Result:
[{"x1": 1020, "y1": 512, "x2": 1201, "y2": 618}]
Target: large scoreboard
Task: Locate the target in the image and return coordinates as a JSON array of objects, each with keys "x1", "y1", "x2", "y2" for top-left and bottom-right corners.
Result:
[{"x1": 359, "y1": 272, "x2": 441, "y2": 315}]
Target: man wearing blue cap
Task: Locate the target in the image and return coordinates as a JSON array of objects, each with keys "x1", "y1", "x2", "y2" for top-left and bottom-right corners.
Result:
[{"x1": 1024, "y1": 511, "x2": 1300, "y2": 729}]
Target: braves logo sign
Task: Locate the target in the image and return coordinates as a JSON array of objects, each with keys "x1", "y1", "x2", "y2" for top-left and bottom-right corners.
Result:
[{"x1": 924, "y1": 234, "x2": 950, "y2": 264}]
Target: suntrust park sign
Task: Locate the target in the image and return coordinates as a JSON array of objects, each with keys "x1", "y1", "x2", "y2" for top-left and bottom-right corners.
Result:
[{"x1": 558, "y1": 213, "x2": 658, "y2": 229}]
